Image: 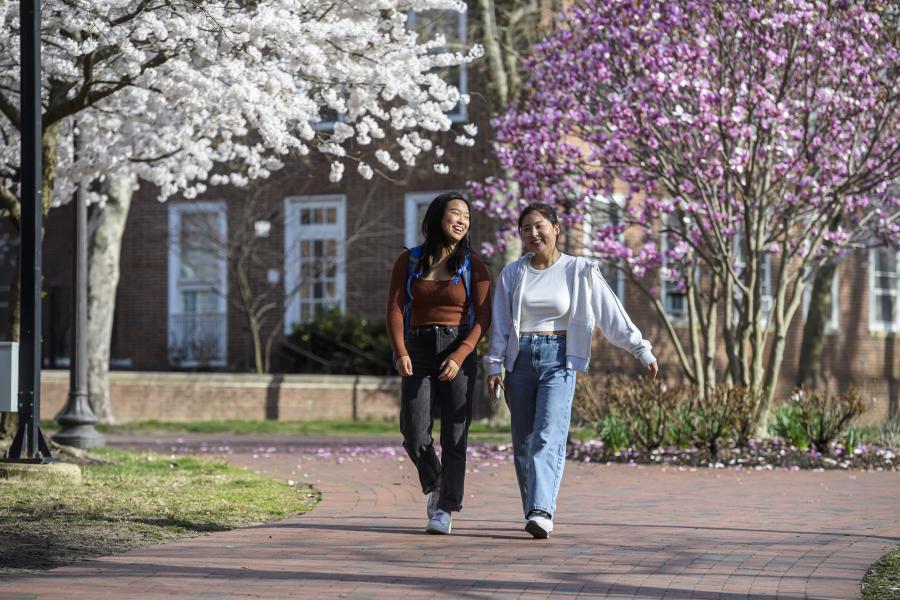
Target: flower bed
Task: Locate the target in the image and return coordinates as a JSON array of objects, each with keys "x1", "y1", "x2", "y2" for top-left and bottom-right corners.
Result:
[{"x1": 568, "y1": 438, "x2": 898, "y2": 471}]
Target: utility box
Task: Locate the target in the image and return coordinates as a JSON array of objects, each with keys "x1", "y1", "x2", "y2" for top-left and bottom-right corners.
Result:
[{"x1": 0, "y1": 342, "x2": 18, "y2": 412}]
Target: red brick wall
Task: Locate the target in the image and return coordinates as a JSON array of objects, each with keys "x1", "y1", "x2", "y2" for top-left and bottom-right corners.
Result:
[{"x1": 40, "y1": 370, "x2": 401, "y2": 422}]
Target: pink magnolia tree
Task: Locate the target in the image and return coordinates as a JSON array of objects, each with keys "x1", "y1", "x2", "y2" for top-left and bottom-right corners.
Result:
[{"x1": 472, "y1": 0, "x2": 900, "y2": 420}]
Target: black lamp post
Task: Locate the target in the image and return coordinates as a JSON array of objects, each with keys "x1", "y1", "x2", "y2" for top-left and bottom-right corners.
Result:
[
  {"x1": 6, "y1": 0, "x2": 52, "y2": 462},
  {"x1": 52, "y1": 126, "x2": 104, "y2": 449}
]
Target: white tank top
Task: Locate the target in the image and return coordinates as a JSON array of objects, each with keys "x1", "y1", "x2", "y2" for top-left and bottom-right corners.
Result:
[{"x1": 520, "y1": 253, "x2": 575, "y2": 332}]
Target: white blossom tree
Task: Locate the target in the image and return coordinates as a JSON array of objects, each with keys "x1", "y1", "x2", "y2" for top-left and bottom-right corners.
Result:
[{"x1": 0, "y1": 0, "x2": 483, "y2": 423}]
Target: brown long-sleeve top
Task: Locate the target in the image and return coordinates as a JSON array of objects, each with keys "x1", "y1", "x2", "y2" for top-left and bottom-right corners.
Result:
[{"x1": 386, "y1": 250, "x2": 492, "y2": 366}]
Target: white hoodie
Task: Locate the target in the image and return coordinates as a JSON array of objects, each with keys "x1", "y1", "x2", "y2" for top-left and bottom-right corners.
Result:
[{"x1": 484, "y1": 253, "x2": 656, "y2": 376}]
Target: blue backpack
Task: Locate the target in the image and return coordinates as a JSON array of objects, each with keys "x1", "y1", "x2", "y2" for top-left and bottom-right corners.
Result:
[{"x1": 403, "y1": 245, "x2": 475, "y2": 335}]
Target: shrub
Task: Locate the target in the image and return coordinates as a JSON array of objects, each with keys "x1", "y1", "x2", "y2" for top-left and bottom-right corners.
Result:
[
  {"x1": 283, "y1": 307, "x2": 394, "y2": 375},
  {"x1": 690, "y1": 386, "x2": 734, "y2": 459},
  {"x1": 795, "y1": 386, "x2": 867, "y2": 454},
  {"x1": 602, "y1": 375, "x2": 688, "y2": 453},
  {"x1": 768, "y1": 387, "x2": 866, "y2": 453},
  {"x1": 729, "y1": 386, "x2": 764, "y2": 449}
]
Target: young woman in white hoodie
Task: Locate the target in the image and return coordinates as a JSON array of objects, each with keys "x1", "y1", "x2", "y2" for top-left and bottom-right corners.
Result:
[{"x1": 485, "y1": 203, "x2": 658, "y2": 539}]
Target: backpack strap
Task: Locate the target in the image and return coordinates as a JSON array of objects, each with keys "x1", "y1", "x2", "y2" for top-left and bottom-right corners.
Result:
[
  {"x1": 405, "y1": 245, "x2": 424, "y2": 303},
  {"x1": 402, "y1": 246, "x2": 424, "y2": 339}
]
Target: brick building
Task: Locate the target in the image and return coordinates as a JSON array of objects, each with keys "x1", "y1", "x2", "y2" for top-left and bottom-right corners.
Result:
[{"x1": 0, "y1": 8, "x2": 897, "y2": 425}]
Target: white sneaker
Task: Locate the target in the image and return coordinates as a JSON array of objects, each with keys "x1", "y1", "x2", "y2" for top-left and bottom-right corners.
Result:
[
  {"x1": 426, "y1": 509, "x2": 452, "y2": 534},
  {"x1": 426, "y1": 480, "x2": 440, "y2": 519},
  {"x1": 525, "y1": 514, "x2": 553, "y2": 539}
]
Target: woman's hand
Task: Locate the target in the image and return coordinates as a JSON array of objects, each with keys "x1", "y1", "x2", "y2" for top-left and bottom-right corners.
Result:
[
  {"x1": 395, "y1": 355, "x2": 413, "y2": 377},
  {"x1": 438, "y1": 358, "x2": 460, "y2": 381},
  {"x1": 487, "y1": 374, "x2": 504, "y2": 398},
  {"x1": 647, "y1": 361, "x2": 659, "y2": 379}
]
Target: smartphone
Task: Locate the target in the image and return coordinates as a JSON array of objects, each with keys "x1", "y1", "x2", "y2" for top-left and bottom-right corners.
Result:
[{"x1": 492, "y1": 383, "x2": 502, "y2": 403}]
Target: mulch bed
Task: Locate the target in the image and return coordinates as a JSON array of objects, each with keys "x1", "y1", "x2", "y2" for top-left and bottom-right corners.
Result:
[{"x1": 568, "y1": 439, "x2": 898, "y2": 471}]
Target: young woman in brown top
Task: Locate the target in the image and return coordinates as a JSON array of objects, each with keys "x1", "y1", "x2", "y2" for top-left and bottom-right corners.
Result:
[{"x1": 386, "y1": 192, "x2": 491, "y2": 534}]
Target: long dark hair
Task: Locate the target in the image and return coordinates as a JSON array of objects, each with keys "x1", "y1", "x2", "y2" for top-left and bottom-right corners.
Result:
[{"x1": 417, "y1": 192, "x2": 472, "y2": 276}]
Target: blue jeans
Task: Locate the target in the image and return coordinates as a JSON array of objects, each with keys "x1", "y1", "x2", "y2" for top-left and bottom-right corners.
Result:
[{"x1": 505, "y1": 334, "x2": 577, "y2": 519}]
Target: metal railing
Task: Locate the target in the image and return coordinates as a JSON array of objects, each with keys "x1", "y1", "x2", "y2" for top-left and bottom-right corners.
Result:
[{"x1": 168, "y1": 313, "x2": 227, "y2": 366}]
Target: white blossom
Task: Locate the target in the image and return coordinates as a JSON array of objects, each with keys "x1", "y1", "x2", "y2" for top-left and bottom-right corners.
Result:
[
  {"x1": 329, "y1": 161, "x2": 344, "y2": 183},
  {"x1": 357, "y1": 162, "x2": 374, "y2": 180},
  {"x1": 0, "y1": 0, "x2": 483, "y2": 200}
]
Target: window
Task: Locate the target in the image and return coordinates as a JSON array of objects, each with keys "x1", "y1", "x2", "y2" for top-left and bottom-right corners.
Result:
[
  {"x1": 408, "y1": 9, "x2": 468, "y2": 122},
  {"x1": 405, "y1": 192, "x2": 438, "y2": 249},
  {"x1": 733, "y1": 233, "x2": 773, "y2": 323},
  {"x1": 660, "y1": 224, "x2": 688, "y2": 320},
  {"x1": 284, "y1": 195, "x2": 347, "y2": 330},
  {"x1": 313, "y1": 87, "x2": 346, "y2": 132},
  {"x1": 870, "y1": 247, "x2": 899, "y2": 332},
  {"x1": 583, "y1": 195, "x2": 625, "y2": 300},
  {"x1": 802, "y1": 265, "x2": 839, "y2": 333},
  {"x1": 167, "y1": 202, "x2": 228, "y2": 367}
]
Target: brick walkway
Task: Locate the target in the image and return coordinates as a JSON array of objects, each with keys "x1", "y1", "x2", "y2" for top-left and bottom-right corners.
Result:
[{"x1": 1, "y1": 434, "x2": 897, "y2": 599}]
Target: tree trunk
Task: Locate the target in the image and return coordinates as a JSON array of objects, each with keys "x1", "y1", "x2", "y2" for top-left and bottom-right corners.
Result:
[
  {"x1": 87, "y1": 172, "x2": 135, "y2": 423},
  {"x1": 797, "y1": 260, "x2": 837, "y2": 391}
]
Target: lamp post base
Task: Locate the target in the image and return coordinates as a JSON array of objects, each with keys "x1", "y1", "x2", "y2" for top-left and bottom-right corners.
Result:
[{"x1": 53, "y1": 391, "x2": 105, "y2": 449}]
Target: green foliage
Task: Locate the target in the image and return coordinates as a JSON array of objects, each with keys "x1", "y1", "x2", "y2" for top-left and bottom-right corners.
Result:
[
  {"x1": 769, "y1": 387, "x2": 867, "y2": 454},
  {"x1": 843, "y1": 428, "x2": 862, "y2": 454},
  {"x1": 283, "y1": 307, "x2": 394, "y2": 375},
  {"x1": 597, "y1": 415, "x2": 631, "y2": 453},
  {"x1": 769, "y1": 402, "x2": 811, "y2": 449}
]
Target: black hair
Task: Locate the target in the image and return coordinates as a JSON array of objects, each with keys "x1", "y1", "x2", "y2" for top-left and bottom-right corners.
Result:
[
  {"x1": 518, "y1": 203, "x2": 560, "y2": 229},
  {"x1": 418, "y1": 192, "x2": 472, "y2": 276}
]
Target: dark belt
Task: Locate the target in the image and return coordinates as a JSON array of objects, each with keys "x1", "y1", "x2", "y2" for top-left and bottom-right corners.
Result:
[{"x1": 409, "y1": 324, "x2": 470, "y2": 336}]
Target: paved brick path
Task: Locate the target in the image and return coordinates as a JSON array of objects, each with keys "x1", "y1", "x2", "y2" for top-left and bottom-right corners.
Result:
[{"x1": 1, "y1": 434, "x2": 897, "y2": 599}]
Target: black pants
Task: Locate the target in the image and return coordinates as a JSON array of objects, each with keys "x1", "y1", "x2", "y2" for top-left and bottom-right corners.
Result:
[{"x1": 400, "y1": 324, "x2": 476, "y2": 512}]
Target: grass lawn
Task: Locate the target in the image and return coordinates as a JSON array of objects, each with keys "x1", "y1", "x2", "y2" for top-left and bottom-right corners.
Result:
[
  {"x1": 40, "y1": 418, "x2": 511, "y2": 440},
  {"x1": 0, "y1": 448, "x2": 318, "y2": 576},
  {"x1": 862, "y1": 548, "x2": 900, "y2": 600}
]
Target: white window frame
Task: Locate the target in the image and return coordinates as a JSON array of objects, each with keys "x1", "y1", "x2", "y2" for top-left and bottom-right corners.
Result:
[
  {"x1": 408, "y1": 10, "x2": 468, "y2": 123},
  {"x1": 283, "y1": 194, "x2": 347, "y2": 333},
  {"x1": 869, "y1": 247, "x2": 900, "y2": 333},
  {"x1": 404, "y1": 191, "x2": 443, "y2": 249},
  {"x1": 583, "y1": 193, "x2": 625, "y2": 301},
  {"x1": 167, "y1": 201, "x2": 229, "y2": 367},
  {"x1": 802, "y1": 265, "x2": 839, "y2": 334}
]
